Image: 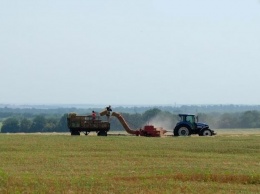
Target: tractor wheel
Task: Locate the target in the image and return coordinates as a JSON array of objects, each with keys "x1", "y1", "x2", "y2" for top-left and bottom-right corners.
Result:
[
  {"x1": 201, "y1": 129, "x2": 212, "y2": 136},
  {"x1": 174, "y1": 126, "x2": 190, "y2": 136}
]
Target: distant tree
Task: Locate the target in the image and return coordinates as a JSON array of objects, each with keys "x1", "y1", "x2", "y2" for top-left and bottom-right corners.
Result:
[
  {"x1": 42, "y1": 118, "x2": 58, "y2": 132},
  {"x1": 239, "y1": 111, "x2": 260, "y2": 128},
  {"x1": 1, "y1": 117, "x2": 20, "y2": 133},
  {"x1": 218, "y1": 113, "x2": 238, "y2": 128},
  {"x1": 128, "y1": 113, "x2": 143, "y2": 128},
  {"x1": 20, "y1": 118, "x2": 32, "y2": 133},
  {"x1": 55, "y1": 114, "x2": 69, "y2": 132},
  {"x1": 142, "y1": 108, "x2": 161, "y2": 122},
  {"x1": 121, "y1": 113, "x2": 143, "y2": 129},
  {"x1": 30, "y1": 115, "x2": 46, "y2": 132}
]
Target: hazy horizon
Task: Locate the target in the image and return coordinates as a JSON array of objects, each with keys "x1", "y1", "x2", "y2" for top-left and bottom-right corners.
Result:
[{"x1": 1, "y1": 103, "x2": 260, "y2": 109}]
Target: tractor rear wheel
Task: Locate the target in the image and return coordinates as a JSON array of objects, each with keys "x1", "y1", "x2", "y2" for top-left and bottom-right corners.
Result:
[
  {"x1": 201, "y1": 129, "x2": 212, "y2": 136},
  {"x1": 174, "y1": 126, "x2": 190, "y2": 136}
]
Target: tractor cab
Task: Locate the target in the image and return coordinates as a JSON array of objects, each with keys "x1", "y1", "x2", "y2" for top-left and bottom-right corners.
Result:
[{"x1": 178, "y1": 114, "x2": 197, "y2": 130}]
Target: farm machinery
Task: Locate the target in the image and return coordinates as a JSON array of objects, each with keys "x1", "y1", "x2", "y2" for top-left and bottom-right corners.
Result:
[
  {"x1": 112, "y1": 112, "x2": 215, "y2": 137},
  {"x1": 111, "y1": 112, "x2": 167, "y2": 137},
  {"x1": 67, "y1": 110, "x2": 167, "y2": 137},
  {"x1": 67, "y1": 110, "x2": 215, "y2": 137},
  {"x1": 174, "y1": 114, "x2": 216, "y2": 136}
]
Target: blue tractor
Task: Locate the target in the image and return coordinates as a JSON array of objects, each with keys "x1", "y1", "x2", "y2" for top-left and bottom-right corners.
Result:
[{"x1": 173, "y1": 114, "x2": 216, "y2": 136}]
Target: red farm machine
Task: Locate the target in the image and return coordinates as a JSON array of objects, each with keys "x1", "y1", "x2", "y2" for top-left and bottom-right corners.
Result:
[{"x1": 111, "y1": 112, "x2": 167, "y2": 137}]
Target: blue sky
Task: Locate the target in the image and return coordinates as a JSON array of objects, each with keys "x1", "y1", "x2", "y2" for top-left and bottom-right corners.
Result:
[{"x1": 0, "y1": 0, "x2": 260, "y2": 105}]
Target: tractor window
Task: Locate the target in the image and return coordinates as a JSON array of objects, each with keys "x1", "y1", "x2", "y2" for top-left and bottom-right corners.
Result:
[
  {"x1": 179, "y1": 116, "x2": 185, "y2": 122},
  {"x1": 186, "y1": 116, "x2": 195, "y2": 124}
]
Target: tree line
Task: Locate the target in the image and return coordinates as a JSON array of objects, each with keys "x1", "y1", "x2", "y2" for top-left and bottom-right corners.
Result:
[
  {"x1": 2, "y1": 104, "x2": 260, "y2": 115},
  {"x1": 1, "y1": 114, "x2": 68, "y2": 133},
  {"x1": 1, "y1": 108, "x2": 260, "y2": 133}
]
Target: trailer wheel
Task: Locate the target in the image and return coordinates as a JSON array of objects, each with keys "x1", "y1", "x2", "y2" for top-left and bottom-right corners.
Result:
[
  {"x1": 97, "y1": 131, "x2": 107, "y2": 136},
  {"x1": 84, "y1": 131, "x2": 90, "y2": 136},
  {"x1": 201, "y1": 129, "x2": 212, "y2": 136},
  {"x1": 71, "y1": 130, "x2": 80, "y2": 136},
  {"x1": 174, "y1": 126, "x2": 190, "y2": 136}
]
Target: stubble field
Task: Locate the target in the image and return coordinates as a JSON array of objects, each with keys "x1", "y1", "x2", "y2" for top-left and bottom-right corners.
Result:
[{"x1": 0, "y1": 131, "x2": 259, "y2": 193}]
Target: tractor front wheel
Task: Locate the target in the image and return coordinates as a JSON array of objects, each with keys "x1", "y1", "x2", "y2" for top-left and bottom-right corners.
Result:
[{"x1": 201, "y1": 129, "x2": 212, "y2": 136}]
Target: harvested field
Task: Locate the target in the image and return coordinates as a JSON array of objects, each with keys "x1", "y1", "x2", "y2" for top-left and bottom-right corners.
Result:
[
  {"x1": 0, "y1": 132, "x2": 259, "y2": 193},
  {"x1": 4, "y1": 128, "x2": 260, "y2": 136}
]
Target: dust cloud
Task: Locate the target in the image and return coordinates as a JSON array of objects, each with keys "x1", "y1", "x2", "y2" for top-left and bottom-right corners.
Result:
[{"x1": 147, "y1": 114, "x2": 178, "y2": 131}]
